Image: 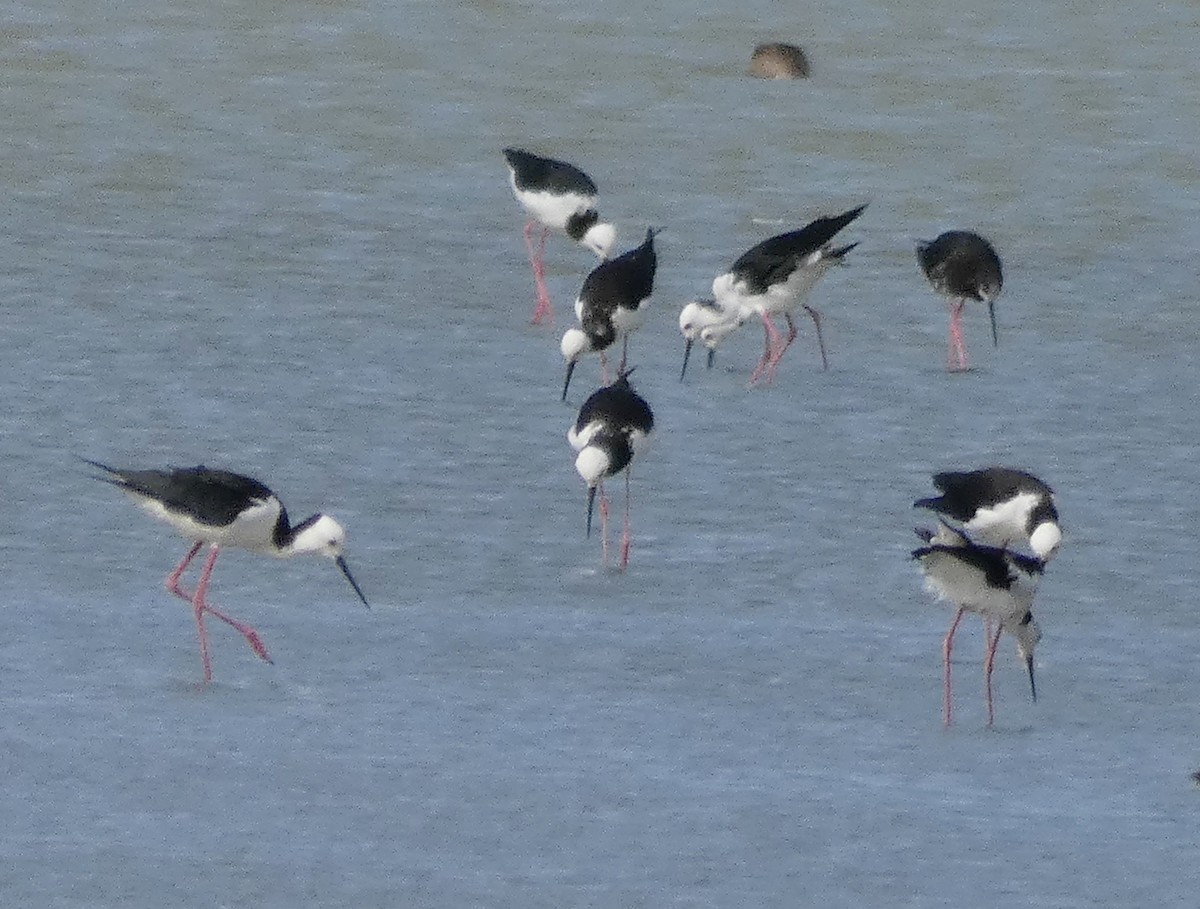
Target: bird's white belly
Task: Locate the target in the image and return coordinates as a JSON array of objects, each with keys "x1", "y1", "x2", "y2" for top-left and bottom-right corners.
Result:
[
  {"x1": 516, "y1": 187, "x2": 592, "y2": 231},
  {"x1": 135, "y1": 495, "x2": 282, "y2": 553}
]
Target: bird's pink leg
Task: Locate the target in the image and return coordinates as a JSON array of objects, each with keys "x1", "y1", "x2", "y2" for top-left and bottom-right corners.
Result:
[
  {"x1": 983, "y1": 621, "x2": 1004, "y2": 727},
  {"x1": 619, "y1": 469, "x2": 632, "y2": 570},
  {"x1": 163, "y1": 541, "x2": 204, "y2": 602},
  {"x1": 942, "y1": 607, "x2": 966, "y2": 727},
  {"x1": 948, "y1": 299, "x2": 968, "y2": 372},
  {"x1": 190, "y1": 546, "x2": 273, "y2": 683},
  {"x1": 749, "y1": 313, "x2": 782, "y2": 385},
  {"x1": 599, "y1": 350, "x2": 610, "y2": 384},
  {"x1": 523, "y1": 221, "x2": 554, "y2": 325},
  {"x1": 599, "y1": 485, "x2": 610, "y2": 567},
  {"x1": 765, "y1": 312, "x2": 809, "y2": 384}
]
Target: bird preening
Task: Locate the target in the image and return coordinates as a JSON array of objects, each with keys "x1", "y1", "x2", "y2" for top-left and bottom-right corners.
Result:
[{"x1": 87, "y1": 460, "x2": 369, "y2": 684}]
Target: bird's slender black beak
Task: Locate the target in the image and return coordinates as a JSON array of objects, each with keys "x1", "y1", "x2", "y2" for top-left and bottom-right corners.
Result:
[
  {"x1": 586, "y1": 486, "x2": 597, "y2": 537},
  {"x1": 988, "y1": 300, "x2": 999, "y2": 347},
  {"x1": 561, "y1": 361, "x2": 576, "y2": 401},
  {"x1": 680, "y1": 339, "x2": 693, "y2": 381},
  {"x1": 706, "y1": 347, "x2": 716, "y2": 370},
  {"x1": 336, "y1": 555, "x2": 371, "y2": 608},
  {"x1": 1024, "y1": 654, "x2": 1037, "y2": 703}
]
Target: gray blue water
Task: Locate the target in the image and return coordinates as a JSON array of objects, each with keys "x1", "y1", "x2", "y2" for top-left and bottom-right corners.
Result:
[{"x1": 3, "y1": 1, "x2": 1200, "y2": 906}]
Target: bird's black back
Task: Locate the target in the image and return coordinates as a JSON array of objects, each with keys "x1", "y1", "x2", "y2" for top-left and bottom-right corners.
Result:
[
  {"x1": 88, "y1": 461, "x2": 288, "y2": 534},
  {"x1": 916, "y1": 231, "x2": 1002, "y2": 300},
  {"x1": 916, "y1": 467, "x2": 1055, "y2": 522},
  {"x1": 731, "y1": 204, "x2": 866, "y2": 293},
  {"x1": 912, "y1": 541, "x2": 1043, "y2": 590},
  {"x1": 578, "y1": 228, "x2": 658, "y2": 321},
  {"x1": 503, "y1": 147, "x2": 597, "y2": 196},
  {"x1": 574, "y1": 373, "x2": 655, "y2": 437}
]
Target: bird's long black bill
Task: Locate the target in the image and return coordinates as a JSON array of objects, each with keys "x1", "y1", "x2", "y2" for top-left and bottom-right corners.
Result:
[
  {"x1": 561, "y1": 361, "x2": 576, "y2": 401},
  {"x1": 988, "y1": 300, "x2": 999, "y2": 347},
  {"x1": 1025, "y1": 656, "x2": 1037, "y2": 703},
  {"x1": 336, "y1": 555, "x2": 371, "y2": 608},
  {"x1": 586, "y1": 486, "x2": 597, "y2": 538},
  {"x1": 680, "y1": 339, "x2": 693, "y2": 380},
  {"x1": 706, "y1": 347, "x2": 715, "y2": 369}
]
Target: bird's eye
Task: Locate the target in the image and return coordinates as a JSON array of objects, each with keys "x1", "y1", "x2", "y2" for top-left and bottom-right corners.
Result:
[{"x1": 1019, "y1": 611, "x2": 1033, "y2": 626}]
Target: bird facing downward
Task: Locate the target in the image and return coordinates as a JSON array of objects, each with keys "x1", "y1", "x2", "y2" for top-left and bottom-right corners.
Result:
[
  {"x1": 561, "y1": 228, "x2": 658, "y2": 400},
  {"x1": 504, "y1": 147, "x2": 617, "y2": 325},
  {"x1": 88, "y1": 460, "x2": 369, "y2": 683},
  {"x1": 913, "y1": 529, "x2": 1044, "y2": 726},
  {"x1": 678, "y1": 298, "x2": 745, "y2": 379},
  {"x1": 713, "y1": 204, "x2": 866, "y2": 383},
  {"x1": 568, "y1": 370, "x2": 654, "y2": 569},
  {"x1": 916, "y1": 230, "x2": 1003, "y2": 372}
]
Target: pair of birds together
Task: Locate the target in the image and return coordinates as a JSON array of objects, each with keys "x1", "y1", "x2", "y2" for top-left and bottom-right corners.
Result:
[
  {"x1": 503, "y1": 147, "x2": 1005, "y2": 385},
  {"x1": 912, "y1": 466, "x2": 1063, "y2": 726}
]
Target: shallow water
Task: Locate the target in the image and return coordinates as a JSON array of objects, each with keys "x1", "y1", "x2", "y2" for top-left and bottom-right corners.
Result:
[{"x1": 2, "y1": 1, "x2": 1200, "y2": 906}]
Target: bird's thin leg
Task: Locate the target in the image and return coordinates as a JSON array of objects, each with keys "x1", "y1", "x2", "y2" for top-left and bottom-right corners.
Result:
[
  {"x1": 942, "y1": 606, "x2": 966, "y2": 727},
  {"x1": 599, "y1": 350, "x2": 610, "y2": 384},
  {"x1": 983, "y1": 621, "x2": 1004, "y2": 727},
  {"x1": 803, "y1": 304, "x2": 828, "y2": 371},
  {"x1": 750, "y1": 313, "x2": 782, "y2": 385},
  {"x1": 524, "y1": 221, "x2": 553, "y2": 325},
  {"x1": 191, "y1": 545, "x2": 273, "y2": 682},
  {"x1": 948, "y1": 299, "x2": 968, "y2": 372},
  {"x1": 619, "y1": 468, "x2": 632, "y2": 570},
  {"x1": 163, "y1": 541, "x2": 204, "y2": 603},
  {"x1": 619, "y1": 335, "x2": 629, "y2": 373},
  {"x1": 599, "y1": 484, "x2": 610, "y2": 567},
  {"x1": 766, "y1": 312, "x2": 807, "y2": 383}
]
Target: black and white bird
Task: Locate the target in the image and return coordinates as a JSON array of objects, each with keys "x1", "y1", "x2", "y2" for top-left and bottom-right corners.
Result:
[
  {"x1": 712, "y1": 204, "x2": 866, "y2": 383},
  {"x1": 568, "y1": 370, "x2": 654, "y2": 569},
  {"x1": 916, "y1": 230, "x2": 1003, "y2": 372},
  {"x1": 677, "y1": 297, "x2": 744, "y2": 379},
  {"x1": 87, "y1": 461, "x2": 370, "y2": 684},
  {"x1": 913, "y1": 527, "x2": 1044, "y2": 727},
  {"x1": 561, "y1": 228, "x2": 658, "y2": 400},
  {"x1": 914, "y1": 467, "x2": 1061, "y2": 562},
  {"x1": 503, "y1": 147, "x2": 617, "y2": 325}
]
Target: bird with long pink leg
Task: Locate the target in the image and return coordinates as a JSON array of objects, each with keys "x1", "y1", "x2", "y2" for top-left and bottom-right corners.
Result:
[
  {"x1": 567, "y1": 371, "x2": 654, "y2": 570},
  {"x1": 87, "y1": 461, "x2": 369, "y2": 684},
  {"x1": 917, "y1": 230, "x2": 1002, "y2": 372},
  {"x1": 712, "y1": 204, "x2": 865, "y2": 385},
  {"x1": 503, "y1": 147, "x2": 616, "y2": 325}
]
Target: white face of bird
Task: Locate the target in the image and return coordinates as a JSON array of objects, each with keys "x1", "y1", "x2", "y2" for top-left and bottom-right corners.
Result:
[
  {"x1": 561, "y1": 328, "x2": 589, "y2": 362},
  {"x1": 291, "y1": 514, "x2": 347, "y2": 559},
  {"x1": 582, "y1": 222, "x2": 616, "y2": 259},
  {"x1": 1030, "y1": 522, "x2": 1062, "y2": 561},
  {"x1": 678, "y1": 302, "x2": 703, "y2": 339}
]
